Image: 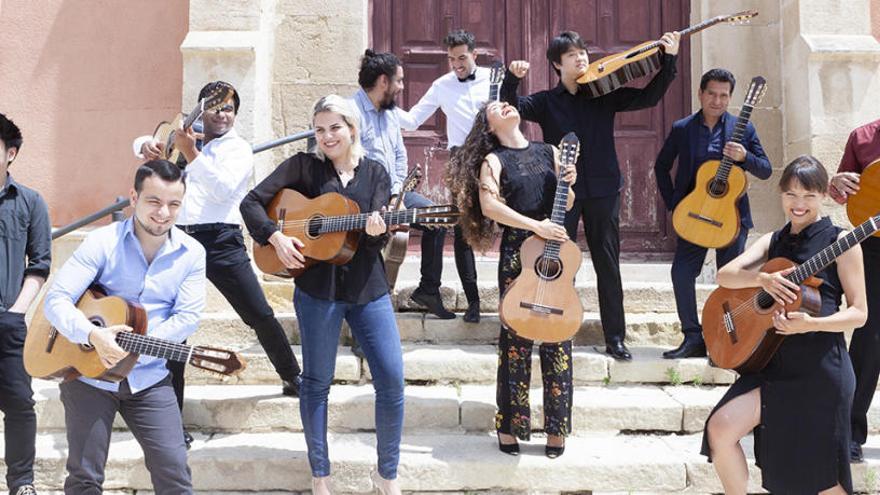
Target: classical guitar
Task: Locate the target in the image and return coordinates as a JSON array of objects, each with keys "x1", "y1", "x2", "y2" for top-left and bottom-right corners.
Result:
[
  {"x1": 383, "y1": 164, "x2": 424, "y2": 291},
  {"x1": 846, "y1": 158, "x2": 880, "y2": 238},
  {"x1": 488, "y1": 60, "x2": 504, "y2": 102},
  {"x1": 24, "y1": 287, "x2": 246, "y2": 382},
  {"x1": 672, "y1": 76, "x2": 768, "y2": 248},
  {"x1": 702, "y1": 213, "x2": 880, "y2": 373},
  {"x1": 253, "y1": 190, "x2": 459, "y2": 278},
  {"x1": 151, "y1": 84, "x2": 234, "y2": 164},
  {"x1": 576, "y1": 10, "x2": 757, "y2": 98},
  {"x1": 498, "y1": 132, "x2": 583, "y2": 343}
]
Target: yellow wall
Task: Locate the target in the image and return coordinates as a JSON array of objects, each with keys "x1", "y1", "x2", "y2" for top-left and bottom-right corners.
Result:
[{"x1": 0, "y1": 1, "x2": 188, "y2": 226}]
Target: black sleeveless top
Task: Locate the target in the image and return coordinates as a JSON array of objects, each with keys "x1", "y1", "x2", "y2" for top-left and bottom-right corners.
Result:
[{"x1": 495, "y1": 142, "x2": 557, "y2": 220}]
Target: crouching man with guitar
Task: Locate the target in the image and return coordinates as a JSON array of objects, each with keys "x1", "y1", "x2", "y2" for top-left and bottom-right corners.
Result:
[
  {"x1": 240, "y1": 95, "x2": 406, "y2": 495},
  {"x1": 701, "y1": 156, "x2": 867, "y2": 495},
  {"x1": 43, "y1": 160, "x2": 205, "y2": 494}
]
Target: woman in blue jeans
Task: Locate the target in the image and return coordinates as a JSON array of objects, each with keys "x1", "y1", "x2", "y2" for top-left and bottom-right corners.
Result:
[{"x1": 240, "y1": 94, "x2": 404, "y2": 495}]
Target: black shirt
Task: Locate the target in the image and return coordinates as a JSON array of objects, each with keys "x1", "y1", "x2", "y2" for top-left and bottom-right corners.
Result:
[
  {"x1": 500, "y1": 54, "x2": 678, "y2": 199},
  {"x1": 240, "y1": 153, "x2": 391, "y2": 304},
  {"x1": 0, "y1": 174, "x2": 52, "y2": 312},
  {"x1": 495, "y1": 142, "x2": 557, "y2": 220}
]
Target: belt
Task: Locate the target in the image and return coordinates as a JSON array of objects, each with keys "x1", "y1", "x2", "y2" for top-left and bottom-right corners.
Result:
[{"x1": 177, "y1": 223, "x2": 241, "y2": 234}]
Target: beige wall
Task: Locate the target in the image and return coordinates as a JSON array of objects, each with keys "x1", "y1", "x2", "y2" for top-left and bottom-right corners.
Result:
[
  {"x1": 874, "y1": 0, "x2": 880, "y2": 39},
  {"x1": 0, "y1": 1, "x2": 188, "y2": 226}
]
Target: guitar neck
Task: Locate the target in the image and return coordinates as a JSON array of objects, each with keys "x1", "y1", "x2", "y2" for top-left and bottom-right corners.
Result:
[
  {"x1": 116, "y1": 332, "x2": 193, "y2": 364},
  {"x1": 303, "y1": 207, "x2": 438, "y2": 234},
  {"x1": 787, "y1": 217, "x2": 880, "y2": 285},
  {"x1": 540, "y1": 173, "x2": 572, "y2": 259},
  {"x1": 181, "y1": 100, "x2": 204, "y2": 130},
  {"x1": 714, "y1": 103, "x2": 755, "y2": 182},
  {"x1": 489, "y1": 82, "x2": 501, "y2": 102},
  {"x1": 639, "y1": 15, "x2": 727, "y2": 54}
]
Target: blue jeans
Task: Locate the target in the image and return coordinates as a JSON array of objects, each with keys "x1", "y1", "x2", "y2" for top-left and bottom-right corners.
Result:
[{"x1": 294, "y1": 289, "x2": 404, "y2": 479}]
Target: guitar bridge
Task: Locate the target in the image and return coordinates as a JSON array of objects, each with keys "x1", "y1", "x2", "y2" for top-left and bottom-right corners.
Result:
[
  {"x1": 722, "y1": 302, "x2": 738, "y2": 344},
  {"x1": 687, "y1": 212, "x2": 723, "y2": 228},
  {"x1": 519, "y1": 301, "x2": 564, "y2": 316},
  {"x1": 276, "y1": 208, "x2": 287, "y2": 231}
]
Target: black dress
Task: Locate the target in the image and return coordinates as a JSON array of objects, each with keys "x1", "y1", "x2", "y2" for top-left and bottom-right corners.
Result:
[
  {"x1": 701, "y1": 217, "x2": 855, "y2": 494},
  {"x1": 492, "y1": 142, "x2": 574, "y2": 440}
]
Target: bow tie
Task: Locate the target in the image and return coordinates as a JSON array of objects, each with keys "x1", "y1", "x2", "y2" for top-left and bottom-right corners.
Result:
[{"x1": 457, "y1": 72, "x2": 476, "y2": 83}]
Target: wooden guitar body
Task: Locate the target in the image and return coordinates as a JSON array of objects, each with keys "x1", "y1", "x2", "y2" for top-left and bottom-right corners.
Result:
[
  {"x1": 847, "y1": 159, "x2": 880, "y2": 238},
  {"x1": 701, "y1": 258, "x2": 823, "y2": 373},
  {"x1": 578, "y1": 42, "x2": 662, "y2": 98},
  {"x1": 24, "y1": 289, "x2": 148, "y2": 382},
  {"x1": 383, "y1": 230, "x2": 409, "y2": 290},
  {"x1": 499, "y1": 236, "x2": 584, "y2": 343},
  {"x1": 252, "y1": 189, "x2": 361, "y2": 278},
  {"x1": 672, "y1": 160, "x2": 747, "y2": 248},
  {"x1": 152, "y1": 113, "x2": 186, "y2": 164}
]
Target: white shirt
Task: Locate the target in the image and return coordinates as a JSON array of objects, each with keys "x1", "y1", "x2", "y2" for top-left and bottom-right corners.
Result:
[
  {"x1": 396, "y1": 66, "x2": 491, "y2": 148},
  {"x1": 132, "y1": 129, "x2": 253, "y2": 225}
]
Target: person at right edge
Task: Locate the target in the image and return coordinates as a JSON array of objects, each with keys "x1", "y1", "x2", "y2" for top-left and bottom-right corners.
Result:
[
  {"x1": 501, "y1": 30, "x2": 680, "y2": 361},
  {"x1": 828, "y1": 116, "x2": 880, "y2": 463},
  {"x1": 654, "y1": 68, "x2": 772, "y2": 359}
]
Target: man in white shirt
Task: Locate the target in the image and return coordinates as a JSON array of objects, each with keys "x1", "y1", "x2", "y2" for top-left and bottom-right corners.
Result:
[
  {"x1": 396, "y1": 30, "x2": 487, "y2": 322},
  {"x1": 133, "y1": 82, "x2": 302, "y2": 447}
]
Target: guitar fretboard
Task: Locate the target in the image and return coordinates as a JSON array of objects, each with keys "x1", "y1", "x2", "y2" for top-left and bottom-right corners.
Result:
[
  {"x1": 116, "y1": 332, "x2": 192, "y2": 363},
  {"x1": 714, "y1": 103, "x2": 754, "y2": 183},
  {"x1": 285, "y1": 207, "x2": 449, "y2": 234},
  {"x1": 633, "y1": 15, "x2": 727, "y2": 56}
]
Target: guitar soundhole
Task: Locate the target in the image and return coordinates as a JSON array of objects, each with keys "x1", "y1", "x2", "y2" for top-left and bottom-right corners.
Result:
[
  {"x1": 306, "y1": 216, "x2": 323, "y2": 239},
  {"x1": 534, "y1": 257, "x2": 562, "y2": 281},
  {"x1": 708, "y1": 179, "x2": 728, "y2": 198},
  {"x1": 89, "y1": 317, "x2": 106, "y2": 327}
]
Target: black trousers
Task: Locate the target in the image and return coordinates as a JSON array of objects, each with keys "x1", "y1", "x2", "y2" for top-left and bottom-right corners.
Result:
[
  {"x1": 452, "y1": 225, "x2": 479, "y2": 304},
  {"x1": 404, "y1": 192, "x2": 445, "y2": 295},
  {"x1": 671, "y1": 228, "x2": 748, "y2": 340},
  {"x1": 849, "y1": 236, "x2": 880, "y2": 445},
  {"x1": 564, "y1": 194, "x2": 625, "y2": 343},
  {"x1": 0, "y1": 311, "x2": 36, "y2": 491},
  {"x1": 167, "y1": 225, "x2": 302, "y2": 409}
]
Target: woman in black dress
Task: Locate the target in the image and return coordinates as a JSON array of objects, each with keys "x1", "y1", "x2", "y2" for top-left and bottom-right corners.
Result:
[
  {"x1": 702, "y1": 155, "x2": 868, "y2": 494},
  {"x1": 447, "y1": 101, "x2": 576, "y2": 457}
]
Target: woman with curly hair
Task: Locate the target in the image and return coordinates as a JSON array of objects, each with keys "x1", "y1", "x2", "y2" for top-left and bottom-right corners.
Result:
[{"x1": 447, "y1": 101, "x2": 576, "y2": 457}]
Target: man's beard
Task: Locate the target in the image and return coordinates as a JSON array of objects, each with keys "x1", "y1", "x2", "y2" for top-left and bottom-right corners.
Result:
[
  {"x1": 380, "y1": 91, "x2": 398, "y2": 111},
  {"x1": 135, "y1": 215, "x2": 172, "y2": 238}
]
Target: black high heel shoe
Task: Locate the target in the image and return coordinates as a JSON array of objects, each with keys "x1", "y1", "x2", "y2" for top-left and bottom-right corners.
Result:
[
  {"x1": 497, "y1": 434, "x2": 520, "y2": 456},
  {"x1": 545, "y1": 442, "x2": 565, "y2": 459}
]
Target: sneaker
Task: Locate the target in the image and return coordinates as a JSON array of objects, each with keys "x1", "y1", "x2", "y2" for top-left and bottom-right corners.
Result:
[{"x1": 14, "y1": 484, "x2": 37, "y2": 495}]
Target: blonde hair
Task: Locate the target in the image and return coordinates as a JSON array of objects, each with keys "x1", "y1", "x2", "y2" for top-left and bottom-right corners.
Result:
[{"x1": 311, "y1": 94, "x2": 365, "y2": 164}]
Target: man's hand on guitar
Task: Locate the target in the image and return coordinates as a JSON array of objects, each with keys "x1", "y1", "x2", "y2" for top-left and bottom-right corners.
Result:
[
  {"x1": 508, "y1": 61, "x2": 530, "y2": 79},
  {"x1": 88, "y1": 325, "x2": 131, "y2": 369},
  {"x1": 830, "y1": 172, "x2": 861, "y2": 200},
  {"x1": 659, "y1": 31, "x2": 681, "y2": 56},
  {"x1": 532, "y1": 219, "x2": 568, "y2": 242},
  {"x1": 722, "y1": 142, "x2": 747, "y2": 162},
  {"x1": 141, "y1": 140, "x2": 165, "y2": 161},
  {"x1": 269, "y1": 231, "x2": 306, "y2": 270},
  {"x1": 173, "y1": 124, "x2": 200, "y2": 163},
  {"x1": 365, "y1": 210, "x2": 388, "y2": 237},
  {"x1": 773, "y1": 310, "x2": 814, "y2": 335},
  {"x1": 758, "y1": 267, "x2": 800, "y2": 306}
]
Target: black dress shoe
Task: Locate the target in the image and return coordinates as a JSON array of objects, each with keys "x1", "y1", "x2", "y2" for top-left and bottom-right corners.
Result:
[
  {"x1": 282, "y1": 375, "x2": 303, "y2": 397},
  {"x1": 851, "y1": 441, "x2": 864, "y2": 463},
  {"x1": 605, "y1": 341, "x2": 632, "y2": 361},
  {"x1": 497, "y1": 436, "x2": 520, "y2": 456},
  {"x1": 410, "y1": 288, "x2": 456, "y2": 319},
  {"x1": 662, "y1": 339, "x2": 707, "y2": 359},
  {"x1": 463, "y1": 301, "x2": 481, "y2": 323},
  {"x1": 183, "y1": 428, "x2": 194, "y2": 450}
]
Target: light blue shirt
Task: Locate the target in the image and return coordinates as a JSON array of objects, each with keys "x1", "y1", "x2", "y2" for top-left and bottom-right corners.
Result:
[
  {"x1": 44, "y1": 218, "x2": 206, "y2": 393},
  {"x1": 352, "y1": 89, "x2": 408, "y2": 194}
]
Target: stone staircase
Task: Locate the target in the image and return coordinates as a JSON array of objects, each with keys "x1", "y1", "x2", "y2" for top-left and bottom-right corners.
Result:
[{"x1": 6, "y1": 251, "x2": 880, "y2": 494}]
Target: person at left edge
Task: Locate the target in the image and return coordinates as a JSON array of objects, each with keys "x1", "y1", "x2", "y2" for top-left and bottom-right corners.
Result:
[
  {"x1": 0, "y1": 113, "x2": 52, "y2": 495},
  {"x1": 240, "y1": 95, "x2": 404, "y2": 495},
  {"x1": 44, "y1": 160, "x2": 204, "y2": 494},
  {"x1": 133, "y1": 82, "x2": 304, "y2": 449}
]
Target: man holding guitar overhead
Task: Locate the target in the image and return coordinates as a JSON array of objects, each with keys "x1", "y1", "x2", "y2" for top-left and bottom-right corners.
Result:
[
  {"x1": 829, "y1": 116, "x2": 880, "y2": 462},
  {"x1": 655, "y1": 69, "x2": 771, "y2": 359},
  {"x1": 43, "y1": 160, "x2": 205, "y2": 494},
  {"x1": 396, "y1": 29, "x2": 496, "y2": 323},
  {"x1": 501, "y1": 30, "x2": 680, "y2": 361}
]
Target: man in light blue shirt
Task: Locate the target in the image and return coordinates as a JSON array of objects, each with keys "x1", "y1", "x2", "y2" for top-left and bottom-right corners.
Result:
[
  {"x1": 352, "y1": 50, "x2": 454, "y2": 320},
  {"x1": 44, "y1": 160, "x2": 205, "y2": 494}
]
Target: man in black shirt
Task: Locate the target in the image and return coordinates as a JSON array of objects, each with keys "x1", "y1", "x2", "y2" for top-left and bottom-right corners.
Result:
[
  {"x1": 501, "y1": 31, "x2": 680, "y2": 361},
  {"x1": 0, "y1": 113, "x2": 52, "y2": 495}
]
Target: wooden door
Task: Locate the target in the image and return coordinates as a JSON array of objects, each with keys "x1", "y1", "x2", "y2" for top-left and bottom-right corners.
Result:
[{"x1": 371, "y1": 0, "x2": 691, "y2": 258}]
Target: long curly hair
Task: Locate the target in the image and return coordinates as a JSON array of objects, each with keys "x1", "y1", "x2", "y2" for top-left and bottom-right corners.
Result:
[{"x1": 445, "y1": 104, "x2": 500, "y2": 250}]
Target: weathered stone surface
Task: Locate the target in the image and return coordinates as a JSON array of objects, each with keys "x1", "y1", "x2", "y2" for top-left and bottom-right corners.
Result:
[
  {"x1": 608, "y1": 346, "x2": 737, "y2": 385},
  {"x1": 663, "y1": 385, "x2": 728, "y2": 433}
]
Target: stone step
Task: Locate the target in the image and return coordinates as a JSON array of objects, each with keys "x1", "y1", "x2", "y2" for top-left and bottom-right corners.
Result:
[
  {"x1": 23, "y1": 379, "x2": 880, "y2": 437},
  {"x1": 205, "y1": 279, "x2": 715, "y2": 315},
  {"x1": 5, "y1": 431, "x2": 880, "y2": 493},
  {"x1": 193, "y1": 311, "x2": 689, "y2": 348}
]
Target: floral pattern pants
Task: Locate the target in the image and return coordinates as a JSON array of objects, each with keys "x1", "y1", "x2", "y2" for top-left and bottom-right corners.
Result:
[{"x1": 494, "y1": 227, "x2": 573, "y2": 440}]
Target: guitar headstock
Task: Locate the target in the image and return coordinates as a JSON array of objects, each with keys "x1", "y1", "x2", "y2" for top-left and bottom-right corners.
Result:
[
  {"x1": 201, "y1": 83, "x2": 236, "y2": 114},
  {"x1": 559, "y1": 132, "x2": 581, "y2": 169},
  {"x1": 190, "y1": 346, "x2": 247, "y2": 376},
  {"x1": 743, "y1": 76, "x2": 768, "y2": 107},
  {"x1": 401, "y1": 164, "x2": 423, "y2": 195},
  {"x1": 489, "y1": 61, "x2": 505, "y2": 102},
  {"x1": 724, "y1": 10, "x2": 758, "y2": 25},
  {"x1": 414, "y1": 205, "x2": 460, "y2": 228}
]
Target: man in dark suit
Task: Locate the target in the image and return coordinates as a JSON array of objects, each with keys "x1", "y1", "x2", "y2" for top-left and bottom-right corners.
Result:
[{"x1": 655, "y1": 68, "x2": 772, "y2": 359}]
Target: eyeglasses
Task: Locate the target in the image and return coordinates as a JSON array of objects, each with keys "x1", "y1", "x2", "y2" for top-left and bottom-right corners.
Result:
[{"x1": 212, "y1": 104, "x2": 235, "y2": 115}]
